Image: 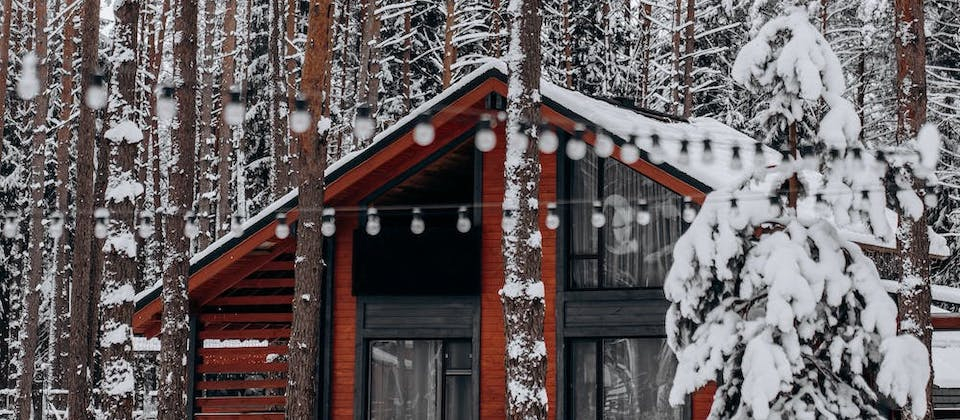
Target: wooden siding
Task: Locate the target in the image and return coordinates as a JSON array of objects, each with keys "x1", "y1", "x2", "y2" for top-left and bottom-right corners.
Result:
[{"x1": 332, "y1": 217, "x2": 357, "y2": 419}]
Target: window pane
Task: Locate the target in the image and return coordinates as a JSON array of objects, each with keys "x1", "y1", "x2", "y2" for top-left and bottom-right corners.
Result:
[
  {"x1": 639, "y1": 188, "x2": 681, "y2": 287},
  {"x1": 570, "y1": 147, "x2": 598, "y2": 255},
  {"x1": 368, "y1": 340, "x2": 442, "y2": 420},
  {"x1": 570, "y1": 259, "x2": 599, "y2": 289},
  {"x1": 602, "y1": 160, "x2": 642, "y2": 288},
  {"x1": 569, "y1": 340, "x2": 598, "y2": 419},
  {"x1": 443, "y1": 375, "x2": 474, "y2": 420},
  {"x1": 601, "y1": 338, "x2": 682, "y2": 420}
]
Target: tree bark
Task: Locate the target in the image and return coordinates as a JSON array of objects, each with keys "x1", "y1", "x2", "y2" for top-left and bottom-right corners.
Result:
[
  {"x1": 97, "y1": 1, "x2": 141, "y2": 418},
  {"x1": 402, "y1": 7, "x2": 411, "y2": 111},
  {"x1": 157, "y1": 0, "x2": 199, "y2": 417},
  {"x1": 502, "y1": 0, "x2": 547, "y2": 418},
  {"x1": 639, "y1": 0, "x2": 652, "y2": 106},
  {"x1": 893, "y1": 0, "x2": 933, "y2": 418},
  {"x1": 0, "y1": 0, "x2": 14, "y2": 161},
  {"x1": 197, "y1": 0, "x2": 217, "y2": 249},
  {"x1": 285, "y1": 0, "x2": 335, "y2": 417},
  {"x1": 357, "y1": 0, "x2": 379, "y2": 115},
  {"x1": 442, "y1": 0, "x2": 456, "y2": 88},
  {"x1": 681, "y1": 0, "x2": 695, "y2": 117},
  {"x1": 66, "y1": 0, "x2": 102, "y2": 416},
  {"x1": 671, "y1": 0, "x2": 682, "y2": 114},
  {"x1": 271, "y1": 0, "x2": 292, "y2": 195},
  {"x1": 216, "y1": 0, "x2": 238, "y2": 237}
]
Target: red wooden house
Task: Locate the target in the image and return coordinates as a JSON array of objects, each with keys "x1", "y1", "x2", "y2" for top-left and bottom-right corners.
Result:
[{"x1": 132, "y1": 61, "x2": 960, "y2": 419}]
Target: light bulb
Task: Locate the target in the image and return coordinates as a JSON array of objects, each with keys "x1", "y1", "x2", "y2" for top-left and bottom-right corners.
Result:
[
  {"x1": 566, "y1": 124, "x2": 587, "y2": 161},
  {"x1": 85, "y1": 72, "x2": 108, "y2": 110},
  {"x1": 224, "y1": 86, "x2": 245, "y2": 126},
  {"x1": 2, "y1": 212, "x2": 17, "y2": 239},
  {"x1": 730, "y1": 145, "x2": 743, "y2": 170},
  {"x1": 769, "y1": 196, "x2": 782, "y2": 217},
  {"x1": 512, "y1": 124, "x2": 530, "y2": 152},
  {"x1": 594, "y1": 129, "x2": 614, "y2": 158},
  {"x1": 815, "y1": 194, "x2": 829, "y2": 214},
  {"x1": 48, "y1": 210, "x2": 64, "y2": 239},
  {"x1": 501, "y1": 208, "x2": 516, "y2": 232},
  {"x1": 290, "y1": 96, "x2": 312, "y2": 134},
  {"x1": 648, "y1": 134, "x2": 664, "y2": 164},
  {"x1": 753, "y1": 142, "x2": 765, "y2": 168},
  {"x1": 545, "y1": 203, "x2": 560, "y2": 230},
  {"x1": 354, "y1": 104, "x2": 375, "y2": 140},
  {"x1": 701, "y1": 139, "x2": 714, "y2": 165},
  {"x1": 538, "y1": 125, "x2": 559, "y2": 154},
  {"x1": 94, "y1": 208, "x2": 110, "y2": 239},
  {"x1": 321, "y1": 208, "x2": 337, "y2": 237},
  {"x1": 828, "y1": 147, "x2": 841, "y2": 162},
  {"x1": 678, "y1": 140, "x2": 690, "y2": 166},
  {"x1": 925, "y1": 185, "x2": 938, "y2": 207},
  {"x1": 801, "y1": 144, "x2": 818, "y2": 170},
  {"x1": 410, "y1": 208, "x2": 425, "y2": 235},
  {"x1": 621, "y1": 135, "x2": 640, "y2": 164},
  {"x1": 682, "y1": 197, "x2": 697, "y2": 223},
  {"x1": 183, "y1": 210, "x2": 199, "y2": 239},
  {"x1": 365, "y1": 208, "x2": 381, "y2": 236},
  {"x1": 475, "y1": 116, "x2": 496, "y2": 152},
  {"x1": 275, "y1": 213, "x2": 290, "y2": 239},
  {"x1": 590, "y1": 201, "x2": 606, "y2": 228},
  {"x1": 849, "y1": 146, "x2": 864, "y2": 169},
  {"x1": 729, "y1": 198, "x2": 739, "y2": 218},
  {"x1": 230, "y1": 214, "x2": 245, "y2": 237},
  {"x1": 16, "y1": 52, "x2": 38, "y2": 100},
  {"x1": 413, "y1": 114, "x2": 435, "y2": 146},
  {"x1": 636, "y1": 200, "x2": 651, "y2": 226},
  {"x1": 456, "y1": 206, "x2": 471, "y2": 233},
  {"x1": 137, "y1": 211, "x2": 155, "y2": 239},
  {"x1": 157, "y1": 85, "x2": 176, "y2": 122}
]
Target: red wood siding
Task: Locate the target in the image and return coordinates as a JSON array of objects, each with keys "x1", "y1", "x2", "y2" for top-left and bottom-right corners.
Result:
[
  {"x1": 331, "y1": 217, "x2": 357, "y2": 419},
  {"x1": 692, "y1": 383, "x2": 717, "y2": 420}
]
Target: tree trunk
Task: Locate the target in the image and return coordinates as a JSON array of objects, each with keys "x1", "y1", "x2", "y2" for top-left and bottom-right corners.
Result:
[
  {"x1": 16, "y1": 0, "x2": 52, "y2": 416},
  {"x1": 271, "y1": 0, "x2": 291, "y2": 196},
  {"x1": 402, "y1": 8, "x2": 411, "y2": 111},
  {"x1": 681, "y1": 0, "x2": 695, "y2": 117},
  {"x1": 0, "y1": 0, "x2": 13, "y2": 161},
  {"x1": 562, "y1": 0, "x2": 571, "y2": 89},
  {"x1": 66, "y1": 0, "x2": 102, "y2": 416},
  {"x1": 285, "y1": 0, "x2": 335, "y2": 417},
  {"x1": 671, "y1": 0, "x2": 682, "y2": 114},
  {"x1": 639, "y1": 0, "x2": 652, "y2": 106},
  {"x1": 216, "y1": 0, "x2": 238, "y2": 237},
  {"x1": 197, "y1": 0, "x2": 217, "y2": 249},
  {"x1": 442, "y1": 0, "x2": 456, "y2": 88},
  {"x1": 357, "y1": 0, "x2": 379, "y2": 115},
  {"x1": 489, "y1": 0, "x2": 502, "y2": 57},
  {"x1": 157, "y1": 0, "x2": 199, "y2": 417},
  {"x1": 286, "y1": 0, "x2": 300, "y2": 187},
  {"x1": 97, "y1": 1, "x2": 141, "y2": 418},
  {"x1": 893, "y1": 0, "x2": 933, "y2": 418},
  {"x1": 502, "y1": 0, "x2": 547, "y2": 418}
]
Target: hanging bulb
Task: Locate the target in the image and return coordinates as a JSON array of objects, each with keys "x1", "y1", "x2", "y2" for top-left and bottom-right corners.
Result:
[
  {"x1": 648, "y1": 134, "x2": 664, "y2": 164},
  {"x1": 753, "y1": 142, "x2": 765, "y2": 169},
  {"x1": 413, "y1": 113, "x2": 436, "y2": 146},
  {"x1": 621, "y1": 135, "x2": 640, "y2": 164},
  {"x1": 682, "y1": 197, "x2": 697, "y2": 223},
  {"x1": 230, "y1": 214, "x2": 245, "y2": 237},
  {"x1": 873, "y1": 150, "x2": 888, "y2": 176},
  {"x1": 566, "y1": 123, "x2": 587, "y2": 161},
  {"x1": 545, "y1": 203, "x2": 560, "y2": 230},
  {"x1": 848, "y1": 146, "x2": 865, "y2": 171},
  {"x1": 800, "y1": 144, "x2": 817, "y2": 170},
  {"x1": 475, "y1": 115, "x2": 496, "y2": 152},
  {"x1": 730, "y1": 144, "x2": 743, "y2": 170},
  {"x1": 16, "y1": 52, "x2": 39, "y2": 100},
  {"x1": 275, "y1": 213, "x2": 290, "y2": 239},
  {"x1": 137, "y1": 211, "x2": 155, "y2": 239},
  {"x1": 729, "y1": 198, "x2": 739, "y2": 218},
  {"x1": 365, "y1": 208, "x2": 381, "y2": 236},
  {"x1": 590, "y1": 200, "x2": 606, "y2": 228},
  {"x1": 223, "y1": 85, "x2": 245, "y2": 126},
  {"x1": 410, "y1": 208, "x2": 425, "y2": 235},
  {"x1": 85, "y1": 71, "x2": 108, "y2": 110},
  {"x1": 701, "y1": 139, "x2": 715, "y2": 165},
  {"x1": 290, "y1": 95, "x2": 312, "y2": 134},
  {"x1": 501, "y1": 205, "x2": 517, "y2": 232},
  {"x1": 538, "y1": 124, "x2": 559, "y2": 154},
  {"x1": 354, "y1": 103, "x2": 375, "y2": 140},
  {"x1": 594, "y1": 128, "x2": 614, "y2": 158},
  {"x1": 815, "y1": 193, "x2": 829, "y2": 214},
  {"x1": 678, "y1": 140, "x2": 690, "y2": 166},
  {"x1": 636, "y1": 199, "x2": 651, "y2": 226},
  {"x1": 48, "y1": 210, "x2": 65, "y2": 239},
  {"x1": 321, "y1": 208, "x2": 337, "y2": 237},
  {"x1": 512, "y1": 121, "x2": 530, "y2": 151},
  {"x1": 456, "y1": 206, "x2": 472, "y2": 233},
  {"x1": 183, "y1": 210, "x2": 199, "y2": 239},
  {"x1": 925, "y1": 184, "x2": 939, "y2": 208},
  {"x1": 768, "y1": 195, "x2": 782, "y2": 218},
  {"x1": 156, "y1": 85, "x2": 176, "y2": 122},
  {"x1": 828, "y1": 146, "x2": 841, "y2": 162},
  {"x1": 2, "y1": 212, "x2": 18, "y2": 239},
  {"x1": 94, "y1": 208, "x2": 110, "y2": 239}
]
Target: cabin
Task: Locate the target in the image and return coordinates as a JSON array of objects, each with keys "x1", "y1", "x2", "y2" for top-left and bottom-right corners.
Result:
[{"x1": 132, "y1": 61, "x2": 960, "y2": 419}]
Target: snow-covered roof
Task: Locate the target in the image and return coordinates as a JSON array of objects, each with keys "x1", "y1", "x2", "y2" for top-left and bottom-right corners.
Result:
[{"x1": 881, "y1": 280, "x2": 960, "y2": 306}]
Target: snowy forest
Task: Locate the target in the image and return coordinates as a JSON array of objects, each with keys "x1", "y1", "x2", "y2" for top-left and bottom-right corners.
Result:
[{"x1": 0, "y1": 0, "x2": 956, "y2": 417}]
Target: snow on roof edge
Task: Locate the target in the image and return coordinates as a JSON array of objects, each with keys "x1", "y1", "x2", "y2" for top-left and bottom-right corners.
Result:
[{"x1": 880, "y1": 279, "x2": 960, "y2": 307}]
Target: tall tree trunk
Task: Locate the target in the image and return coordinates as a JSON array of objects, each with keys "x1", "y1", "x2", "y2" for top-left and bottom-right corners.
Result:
[
  {"x1": 66, "y1": 0, "x2": 102, "y2": 416},
  {"x1": 562, "y1": 0, "x2": 571, "y2": 89},
  {"x1": 893, "y1": 0, "x2": 933, "y2": 418},
  {"x1": 442, "y1": 0, "x2": 456, "y2": 88},
  {"x1": 271, "y1": 0, "x2": 291, "y2": 196},
  {"x1": 17, "y1": 0, "x2": 52, "y2": 416},
  {"x1": 197, "y1": 0, "x2": 217, "y2": 249},
  {"x1": 681, "y1": 0, "x2": 695, "y2": 117},
  {"x1": 157, "y1": 0, "x2": 199, "y2": 417},
  {"x1": 357, "y1": 0, "x2": 379, "y2": 115},
  {"x1": 0, "y1": 0, "x2": 13, "y2": 161},
  {"x1": 639, "y1": 0, "x2": 652, "y2": 106},
  {"x1": 489, "y1": 0, "x2": 503, "y2": 57},
  {"x1": 216, "y1": 0, "x2": 238, "y2": 237},
  {"x1": 98, "y1": 1, "x2": 141, "y2": 419},
  {"x1": 671, "y1": 0, "x2": 682, "y2": 114},
  {"x1": 401, "y1": 8, "x2": 411, "y2": 111},
  {"x1": 286, "y1": 0, "x2": 300, "y2": 187},
  {"x1": 502, "y1": 0, "x2": 547, "y2": 418},
  {"x1": 285, "y1": 0, "x2": 335, "y2": 417}
]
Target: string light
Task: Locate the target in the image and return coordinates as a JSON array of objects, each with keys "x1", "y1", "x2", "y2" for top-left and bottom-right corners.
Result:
[
  {"x1": 365, "y1": 207, "x2": 381, "y2": 236},
  {"x1": 456, "y1": 206, "x2": 472, "y2": 233},
  {"x1": 701, "y1": 139, "x2": 714, "y2": 165},
  {"x1": 275, "y1": 213, "x2": 290, "y2": 239},
  {"x1": 86, "y1": 71, "x2": 108, "y2": 110},
  {"x1": 620, "y1": 135, "x2": 640, "y2": 164},
  {"x1": 156, "y1": 84, "x2": 176, "y2": 122},
  {"x1": 590, "y1": 200, "x2": 606, "y2": 228},
  {"x1": 636, "y1": 199, "x2": 651, "y2": 226},
  {"x1": 501, "y1": 202, "x2": 517, "y2": 232},
  {"x1": 538, "y1": 124, "x2": 559, "y2": 154},
  {"x1": 183, "y1": 210, "x2": 199, "y2": 239},
  {"x1": 413, "y1": 113, "x2": 436, "y2": 146},
  {"x1": 753, "y1": 142, "x2": 765, "y2": 168},
  {"x1": 16, "y1": 52, "x2": 38, "y2": 100},
  {"x1": 815, "y1": 193, "x2": 829, "y2": 214},
  {"x1": 545, "y1": 203, "x2": 560, "y2": 230},
  {"x1": 355, "y1": 104, "x2": 375, "y2": 140},
  {"x1": 874, "y1": 150, "x2": 888, "y2": 176},
  {"x1": 566, "y1": 123, "x2": 587, "y2": 161},
  {"x1": 410, "y1": 208, "x2": 425, "y2": 235},
  {"x1": 730, "y1": 144, "x2": 743, "y2": 170},
  {"x1": 94, "y1": 208, "x2": 110, "y2": 239},
  {"x1": 828, "y1": 146, "x2": 841, "y2": 162},
  {"x1": 475, "y1": 115, "x2": 496, "y2": 152},
  {"x1": 513, "y1": 121, "x2": 530, "y2": 151},
  {"x1": 682, "y1": 197, "x2": 697, "y2": 223},
  {"x1": 648, "y1": 134, "x2": 665, "y2": 164},
  {"x1": 290, "y1": 95, "x2": 312, "y2": 134},
  {"x1": 925, "y1": 184, "x2": 939, "y2": 207},
  {"x1": 848, "y1": 146, "x2": 864, "y2": 171},
  {"x1": 594, "y1": 128, "x2": 614, "y2": 158},
  {"x1": 800, "y1": 145, "x2": 817, "y2": 170},
  {"x1": 224, "y1": 85, "x2": 245, "y2": 126},
  {"x1": 729, "y1": 198, "x2": 739, "y2": 217},
  {"x1": 48, "y1": 210, "x2": 64, "y2": 239},
  {"x1": 678, "y1": 139, "x2": 690, "y2": 166},
  {"x1": 230, "y1": 214, "x2": 245, "y2": 237},
  {"x1": 768, "y1": 195, "x2": 782, "y2": 218},
  {"x1": 2, "y1": 212, "x2": 17, "y2": 239},
  {"x1": 137, "y1": 211, "x2": 155, "y2": 239},
  {"x1": 321, "y1": 208, "x2": 337, "y2": 237}
]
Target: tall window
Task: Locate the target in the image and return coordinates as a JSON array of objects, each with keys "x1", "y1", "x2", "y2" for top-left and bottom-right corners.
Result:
[
  {"x1": 367, "y1": 339, "x2": 474, "y2": 420},
  {"x1": 568, "y1": 338, "x2": 682, "y2": 419},
  {"x1": 568, "y1": 146, "x2": 683, "y2": 289}
]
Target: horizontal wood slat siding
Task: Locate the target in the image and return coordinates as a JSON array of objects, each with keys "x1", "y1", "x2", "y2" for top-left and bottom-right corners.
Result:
[
  {"x1": 361, "y1": 299, "x2": 475, "y2": 334},
  {"x1": 692, "y1": 383, "x2": 717, "y2": 420},
  {"x1": 332, "y1": 218, "x2": 357, "y2": 419},
  {"x1": 562, "y1": 290, "x2": 670, "y2": 337}
]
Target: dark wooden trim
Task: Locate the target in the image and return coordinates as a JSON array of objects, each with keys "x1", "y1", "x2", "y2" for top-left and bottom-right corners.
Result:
[
  {"x1": 320, "y1": 236, "x2": 335, "y2": 420},
  {"x1": 933, "y1": 314, "x2": 960, "y2": 330},
  {"x1": 187, "y1": 313, "x2": 199, "y2": 418}
]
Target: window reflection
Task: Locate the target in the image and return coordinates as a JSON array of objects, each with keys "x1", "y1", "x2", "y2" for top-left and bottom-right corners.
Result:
[{"x1": 368, "y1": 340, "x2": 474, "y2": 420}]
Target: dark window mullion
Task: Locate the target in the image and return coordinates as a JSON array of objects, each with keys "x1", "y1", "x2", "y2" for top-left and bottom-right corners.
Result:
[
  {"x1": 595, "y1": 340, "x2": 603, "y2": 420},
  {"x1": 596, "y1": 157, "x2": 606, "y2": 289}
]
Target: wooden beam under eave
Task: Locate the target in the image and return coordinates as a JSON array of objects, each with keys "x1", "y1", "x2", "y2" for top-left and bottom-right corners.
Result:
[{"x1": 933, "y1": 314, "x2": 960, "y2": 330}]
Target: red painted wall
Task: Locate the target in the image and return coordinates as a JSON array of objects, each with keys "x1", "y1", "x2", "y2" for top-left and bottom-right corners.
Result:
[{"x1": 331, "y1": 217, "x2": 357, "y2": 419}]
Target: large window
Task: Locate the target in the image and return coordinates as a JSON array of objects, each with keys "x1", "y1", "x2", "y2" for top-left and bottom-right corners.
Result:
[
  {"x1": 568, "y1": 146, "x2": 683, "y2": 289},
  {"x1": 367, "y1": 339, "x2": 474, "y2": 420},
  {"x1": 568, "y1": 338, "x2": 682, "y2": 420}
]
